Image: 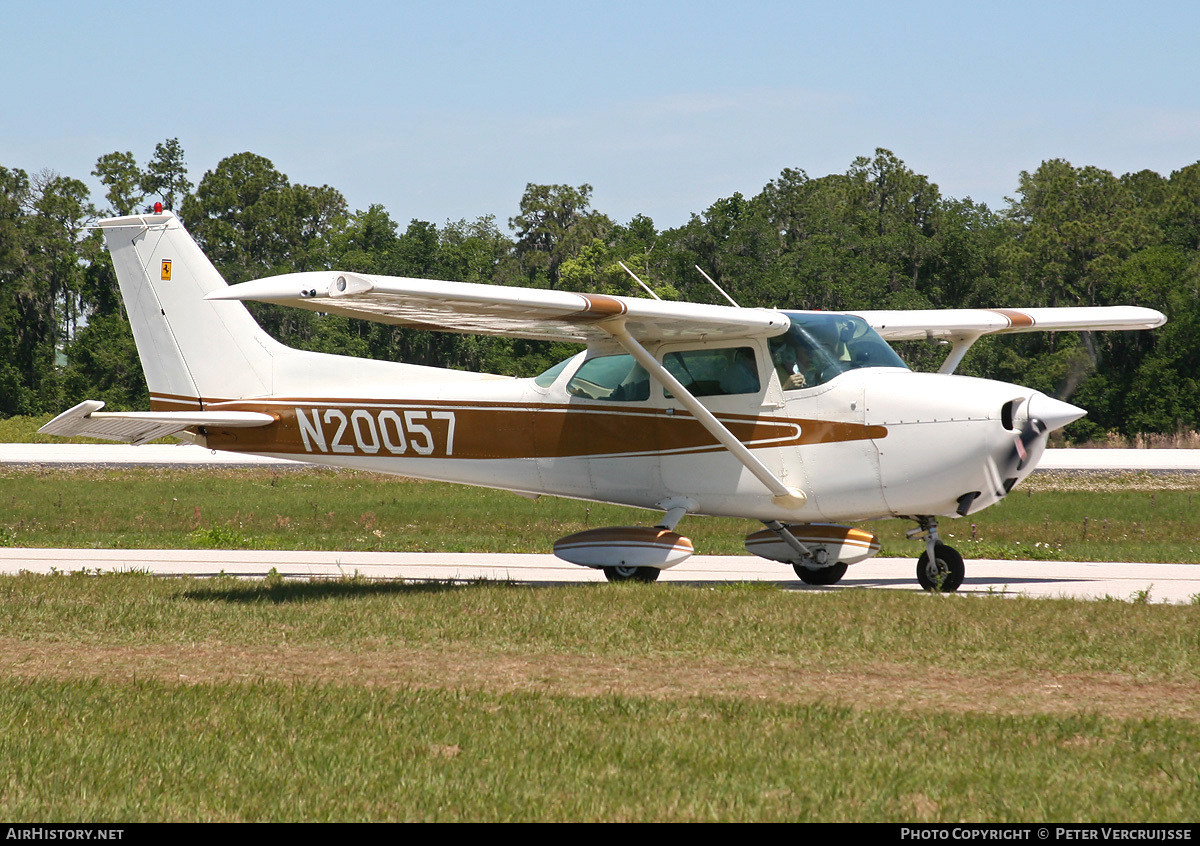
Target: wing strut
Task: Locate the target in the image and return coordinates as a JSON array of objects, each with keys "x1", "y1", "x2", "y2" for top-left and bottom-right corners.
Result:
[
  {"x1": 601, "y1": 320, "x2": 807, "y2": 509},
  {"x1": 938, "y1": 332, "x2": 983, "y2": 374}
]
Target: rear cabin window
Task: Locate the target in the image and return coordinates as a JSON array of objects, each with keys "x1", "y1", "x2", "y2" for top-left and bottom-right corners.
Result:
[
  {"x1": 662, "y1": 347, "x2": 761, "y2": 397},
  {"x1": 566, "y1": 354, "x2": 650, "y2": 401},
  {"x1": 533, "y1": 356, "x2": 574, "y2": 388}
]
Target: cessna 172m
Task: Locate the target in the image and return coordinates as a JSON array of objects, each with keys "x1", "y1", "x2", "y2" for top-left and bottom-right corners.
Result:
[{"x1": 42, "y1": 211, "x2": 1165, "y2": 591}]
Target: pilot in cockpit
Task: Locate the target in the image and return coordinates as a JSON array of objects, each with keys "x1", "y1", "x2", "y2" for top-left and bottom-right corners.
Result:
[{"x1": 771, "y1": 333, "x2": 819, "y2": 390}]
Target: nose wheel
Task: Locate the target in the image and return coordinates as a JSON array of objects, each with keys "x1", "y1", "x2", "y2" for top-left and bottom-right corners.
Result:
[
  {"x1": 916, "y1": 543, "x2": 965, "y2": 592},
  {"x1": 908, "y1": 518, "x2": 965, "y2": 592}
]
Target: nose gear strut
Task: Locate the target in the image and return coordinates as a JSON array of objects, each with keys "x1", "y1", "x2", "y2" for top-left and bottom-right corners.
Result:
[{"x1": 906, "y1": 517, "x2": 966, "y2": 592}]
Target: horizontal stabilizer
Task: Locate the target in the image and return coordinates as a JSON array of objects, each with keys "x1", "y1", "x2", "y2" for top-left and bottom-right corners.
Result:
[{"x1": 39, "y1": 401, "x2": 274, "y2": 446}]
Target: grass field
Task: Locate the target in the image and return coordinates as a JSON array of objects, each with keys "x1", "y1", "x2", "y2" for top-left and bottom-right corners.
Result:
[
  {"x1": 1, "y1": 572, "x2": 1198, "y2": 821},
  {"x1": 2, "y1": 464, "x2": 1199, "y2": 564}
]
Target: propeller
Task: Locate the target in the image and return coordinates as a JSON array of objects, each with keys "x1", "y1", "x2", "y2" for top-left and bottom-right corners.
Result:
[{"x1": 1001, "y1": 393, "x2": 1086, "y2": 490}]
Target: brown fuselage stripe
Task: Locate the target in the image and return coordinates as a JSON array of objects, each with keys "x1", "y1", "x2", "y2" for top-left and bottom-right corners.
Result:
[
  {"x1": 747, "y1": 525, "x2": 878, "y2": 546},
  {"x1": 197, "y1": 399, "x2": 887, "y2": 460}
]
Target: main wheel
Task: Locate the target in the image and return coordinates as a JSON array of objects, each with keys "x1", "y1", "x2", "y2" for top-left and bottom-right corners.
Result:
[
  {"x1": 793, "y1": 561, "x2": 848, "y2": 585},
  {"x1": 602, "y1": 565, "x2": 661, "y2": 583},
  {"x1": 916, "y1": 543, "x2": 965, "y2": 592}
]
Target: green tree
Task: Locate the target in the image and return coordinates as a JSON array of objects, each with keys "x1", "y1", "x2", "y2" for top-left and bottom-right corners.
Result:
[
  {"x1": 0, "y1": 169, "x2": 94, "y2": 414},
  {"x1": 1004, "y1": 159, "x2": 1151, "y2": 306},
  {"x1": 393, "y1": 220, "x2": 441, "y2": 277},
  {"x1": 1072, "y1": 246, "x2": 1200, "y2": 436},
  {"x1": 845, "y1": 148, "x2": 943, "y2": 300},
  {"x1": 439, "y1": 215, "x2": 513, "y2": 285},
  {"x1": 330, "y1": 204, "x2": 400, "y2": 274},
  {"x1": 92, "y1": 151, "x2": 144, "y2": 216},
  {"x1": 179, "y1": 152, "x2": 349, "y2": 354},
  {"x1": 140, "y1": 138, "x2": 193, "y2": 212},
  {"x1": 62, "y1": 311, "x2": 148, "y2": 410},
  {"x1": 0, "y1": 166, "x2": 32, "y2": 414},
  {"x1": 181, "y1": 152, "x2": 347, "y2": 281},
  {"x1": 509, "y1": 183, "x2": 613, "y2": 288}
]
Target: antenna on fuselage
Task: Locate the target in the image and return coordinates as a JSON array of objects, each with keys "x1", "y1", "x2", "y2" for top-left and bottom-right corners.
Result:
[
  {"x1": 695, "y1": 265, "x2": 740, "y2": 307},
  {"x1": 618, "y1": 261, "x2": 662, "y2": 300}
]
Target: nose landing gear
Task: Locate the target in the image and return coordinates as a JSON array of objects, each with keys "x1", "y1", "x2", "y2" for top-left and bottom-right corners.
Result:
[{"x1": 907, "y1": 517, "x2": 965, "y2": 592}]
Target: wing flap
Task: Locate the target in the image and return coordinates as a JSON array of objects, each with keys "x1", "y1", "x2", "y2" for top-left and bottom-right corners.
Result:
[
  {"x1": 206, "y1": 271, "x2": 791, "y2": 343},
  {"x1": 40, "y1": 401, "x2": 275, "y2": 446}
]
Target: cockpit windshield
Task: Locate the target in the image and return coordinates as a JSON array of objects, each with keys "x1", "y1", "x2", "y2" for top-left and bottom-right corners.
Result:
[{"x1": 769, "y1": 312, "x2": 907, "y2": 390}]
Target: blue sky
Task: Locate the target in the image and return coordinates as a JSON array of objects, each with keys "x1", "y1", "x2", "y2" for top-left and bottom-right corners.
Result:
[{"x1": 5, "y1": 1, "x2": 1200, "y2": 230}]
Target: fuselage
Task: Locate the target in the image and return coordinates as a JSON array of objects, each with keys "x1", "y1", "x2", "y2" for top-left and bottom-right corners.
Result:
[{"x1": 191, "y1": 311, "x2": 1078, "y2": 524}]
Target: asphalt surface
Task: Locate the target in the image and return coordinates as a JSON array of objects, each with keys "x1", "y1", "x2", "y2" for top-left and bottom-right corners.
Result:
[
  {"x1": 3, "y1": 444, "x2": 1198, "y2": 603},
  {"x1": 1, "y1": 549, "x2": 1196, "y2": 604}
]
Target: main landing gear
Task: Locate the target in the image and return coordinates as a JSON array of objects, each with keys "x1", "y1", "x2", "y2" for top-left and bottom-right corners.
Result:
[
  {"x1": 555, "y1": 501, "x2": 694, "y2": 584},
  {"x1": 793, "y1": 560, "x2": 849, "y2": 586},
  {"x1": 907, "y1": 517, "x2": 965, "y2": 592},
  {"x1": 602, "y1": 565, "x2": 661, "y2": 583},
  {"x1": 746, "y1": 521, "x2": 880, "y2": 587}
]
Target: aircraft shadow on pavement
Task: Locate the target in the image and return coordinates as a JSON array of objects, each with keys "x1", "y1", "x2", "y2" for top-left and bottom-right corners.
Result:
[
  {"x1": 176, "y1": 574, "x2": 648, "y2": 603},
  {"x1": 179, "y1": 577, "x2": 476, "y2": 604}
]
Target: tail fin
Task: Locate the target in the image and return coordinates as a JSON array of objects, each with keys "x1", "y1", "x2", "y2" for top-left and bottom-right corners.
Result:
[{"x1": 99, "y1": 212, "x2": 279, "y2": 408}]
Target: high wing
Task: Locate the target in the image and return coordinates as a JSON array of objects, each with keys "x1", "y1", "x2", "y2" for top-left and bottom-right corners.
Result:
[
  {"x1": 208, "y1": 273, "x2": 1167, "y2": 379},
  {"x1": 209, "y1": 272, "x2": 1164, "y2": 346},
  {"x1": 205, "y1": 271, "x2": 792, "y2": 343},
  {"x1": 852, "y1": 306, "x2": 1166, "y2": 339},
  {"x1": 848, "y1": 306, "x2": 1166, "y2": 373},
  {"x1": 39, "y1": 401, "x2": 274, "y2": 446}
]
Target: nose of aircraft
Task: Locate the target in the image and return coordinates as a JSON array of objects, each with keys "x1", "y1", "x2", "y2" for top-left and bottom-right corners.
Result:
[
  {"x1": 1026, "y1": 392, "x2": 1087, "y2": 433},
  {"x1": 855, "y1": 372, "x2": 1089, "y2": 519}
]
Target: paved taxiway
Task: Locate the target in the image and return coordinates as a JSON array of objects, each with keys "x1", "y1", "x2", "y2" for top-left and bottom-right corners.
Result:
[
  {"x1": 1, "y1": 549, "x2": 1197, "y2": 604},
  {"x1": 3, "y1": 444, "x2": 1198, "y2": 603}
]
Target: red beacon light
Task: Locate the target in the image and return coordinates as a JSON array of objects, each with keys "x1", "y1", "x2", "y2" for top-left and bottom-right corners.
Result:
[{"x1": 154, "y1": 202, "x2": 163, "y2": 214}]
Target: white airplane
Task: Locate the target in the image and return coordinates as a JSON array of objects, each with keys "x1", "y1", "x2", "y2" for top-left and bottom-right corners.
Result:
[{"x1": 42, "y1": 210, "x2": 1166, "y2": 591}]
